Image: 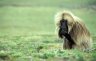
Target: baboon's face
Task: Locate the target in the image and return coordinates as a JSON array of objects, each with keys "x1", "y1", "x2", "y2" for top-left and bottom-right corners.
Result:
[
  {"x1": 63, "y1": 14, "x2": 74, "y2": 33},
  {"x1": 58, "y1": 19, "x2": 68, "y2": 38}
]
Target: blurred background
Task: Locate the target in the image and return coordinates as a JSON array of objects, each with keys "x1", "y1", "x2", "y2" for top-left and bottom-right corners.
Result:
[
  {"x1": 0, "y1": 0, "x2": 96, "y2": 36},
  {"x1": 0, "y1": 0, "x2": 96, "y2": 61}
]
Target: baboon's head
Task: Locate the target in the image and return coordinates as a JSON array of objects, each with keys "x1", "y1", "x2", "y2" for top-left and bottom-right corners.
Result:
[{"x1": 56, "y1": 11, "x2": 75, "y2": 38}]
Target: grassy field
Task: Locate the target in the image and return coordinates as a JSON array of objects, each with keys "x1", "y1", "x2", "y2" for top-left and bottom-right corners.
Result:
[{"x1": 0, "y1": 0, "x2": 96, "y2": 61}]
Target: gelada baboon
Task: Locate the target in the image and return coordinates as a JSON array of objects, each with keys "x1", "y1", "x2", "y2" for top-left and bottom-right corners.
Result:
[{"x1": 55, "y1": 10, "x2": 92, "y2": 51}]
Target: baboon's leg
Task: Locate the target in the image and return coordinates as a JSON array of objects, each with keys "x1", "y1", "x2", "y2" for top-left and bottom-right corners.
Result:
[
  {"x1": 63, "y1": 38, "x2": 70, "y2": 49},
  {"x1": 63, "y1": 38, "x2": 75, "y2": 49},
  {"x1": 64, "y1": 33, "x2": 75, "y2": 46},
  {"x1": 81, "y1": 41, "x2": 92, "y2": 52}
]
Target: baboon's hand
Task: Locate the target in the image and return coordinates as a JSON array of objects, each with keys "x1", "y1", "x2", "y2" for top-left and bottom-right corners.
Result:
[
  {"x1": 58, "y1": 28, "x2": 68, "y2": 38},
  {"x1": 64, "y1": 33, "x2": 75, "y2": 45}
]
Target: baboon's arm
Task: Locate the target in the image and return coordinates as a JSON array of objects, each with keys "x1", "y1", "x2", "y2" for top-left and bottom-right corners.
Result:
[
  {"x1": 58, "y1": 19, "x2": 75, "y2": 46},
  {"x1": 64, "y1": 33, "x2": 75, "y2": 45}
]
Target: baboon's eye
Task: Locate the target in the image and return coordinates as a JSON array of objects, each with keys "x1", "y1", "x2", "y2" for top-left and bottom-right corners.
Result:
[{"x1": 60, "y1": 19, "x2": 67, "y2": 24}]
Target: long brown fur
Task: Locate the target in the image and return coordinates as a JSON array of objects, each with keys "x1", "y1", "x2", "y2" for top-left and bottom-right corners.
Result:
[{"x1": 55, "y1": 10, "x2": 92, "y2": 51}]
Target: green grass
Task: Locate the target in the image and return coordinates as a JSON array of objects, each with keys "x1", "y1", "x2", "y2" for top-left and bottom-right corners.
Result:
[
  {"x1": 0, "y1": 0, "x2": 93, "y2": 7},
  {"x1": 0, "y1": 35, "x2": 96, "y2": 61},
  {"x1": 0, "y1": 7, "x2": 96, "y2": 36},
  {"x1": 0, "y1": 7, "x2": 57, "y2": 36},
  {"x1": 0, "y1": 0, "x2": 96, "y2": 61},
  {"x1": 0, "y1": 7, "x2": 96, "y2": 61}
]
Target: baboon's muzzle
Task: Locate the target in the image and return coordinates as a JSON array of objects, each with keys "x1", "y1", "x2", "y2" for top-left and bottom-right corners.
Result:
[{"x1": 58, "y1": 19, "x2": 68, "y2": 38}]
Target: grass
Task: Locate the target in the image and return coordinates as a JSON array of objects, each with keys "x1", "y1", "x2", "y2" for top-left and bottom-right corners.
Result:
[
  {"x1": 0, "y1": 0, "x2": 96, "y2": 61},
  {"x1": 0, "y1": 35, "x2": 96, "y2": 61},
  {"x1": 0, "y1": 7, "x2": 96, "y2": 61},
  {"x1": 0, "y1": 7, "x2": 96, "y2": 36},
  {"x1": 0, "y1": 0, "x2": 93, "y2": 7}
]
